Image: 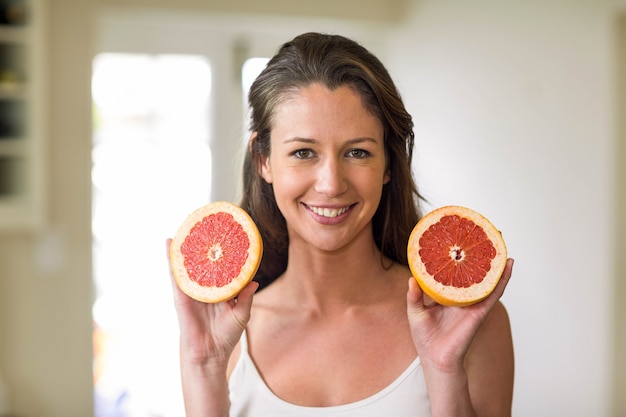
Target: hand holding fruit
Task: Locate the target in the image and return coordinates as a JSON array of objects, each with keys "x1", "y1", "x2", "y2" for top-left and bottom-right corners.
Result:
[
  {"x1": 406, "y1": 258, "x2": 514, "y2": 372},
  {"x1": 405, "y1": 205, "x2": 514, "y2": 379},
  {"x1": 166, "y1": 237, "x2": 259, "y2": 367}
]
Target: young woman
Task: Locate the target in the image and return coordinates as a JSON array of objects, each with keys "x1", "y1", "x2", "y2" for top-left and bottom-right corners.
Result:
[{"x1": 168, "y1": 32, "x2": 515, "y2": 417}]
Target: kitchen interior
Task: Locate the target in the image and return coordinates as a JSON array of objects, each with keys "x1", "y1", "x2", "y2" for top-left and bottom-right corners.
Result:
[{"x1": 0, "y1": 0, "x2": 624, "y2": 416}]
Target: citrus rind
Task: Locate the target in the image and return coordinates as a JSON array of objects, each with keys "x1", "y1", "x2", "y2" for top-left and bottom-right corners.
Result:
[
  {"x1": 170, "y1": 201, "x2": 263, "y2": 303},
  {"x1": 407, "y1": 205, "x2": 507, "y2": 307}
]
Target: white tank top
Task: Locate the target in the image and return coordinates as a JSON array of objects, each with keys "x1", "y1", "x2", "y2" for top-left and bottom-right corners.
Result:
[{"x1": 228, "y1": 332, "x2": 432, "y2": 417}]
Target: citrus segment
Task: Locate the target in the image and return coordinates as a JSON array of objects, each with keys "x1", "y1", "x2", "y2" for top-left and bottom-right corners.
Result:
[
  {"x1": 408, "y1": 206, "x2": 507, "y2": 307},
  {"x1": 181, "y1": 211, "x2": 250, "y2": 287},
  {"x1": 170, "y1": 201, "x2": 263, "y2": 303}
]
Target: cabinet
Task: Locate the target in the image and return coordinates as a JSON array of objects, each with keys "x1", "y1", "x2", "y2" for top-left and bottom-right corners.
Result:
[{"x1": 0, "y1": 0, "x2": 44, "y2": 230}]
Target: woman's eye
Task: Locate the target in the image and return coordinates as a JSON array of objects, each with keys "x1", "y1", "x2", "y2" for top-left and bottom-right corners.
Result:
[
  {"x1": 293, "y1": 149, "x2": 314, "y2": 159},
  {"x1": 347, "y1": 149, "x2": 370, "y2": 158}
]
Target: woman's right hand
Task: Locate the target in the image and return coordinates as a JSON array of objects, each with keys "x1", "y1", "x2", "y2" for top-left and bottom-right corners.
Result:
[
  {"x1": 167, "y1": 238, "x2": 258, "y2": 416},
  {"x1": 166, "y1": 238, "x2": 259, "y2": 369}
]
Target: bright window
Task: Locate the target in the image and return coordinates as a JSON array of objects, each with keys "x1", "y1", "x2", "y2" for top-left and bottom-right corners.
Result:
[
  {"x1": 91, "y1": 53, "x2": 212, "y2": 416},
  {"x1": 241, "y1": 57, "x2": 269, "y2": 135}
]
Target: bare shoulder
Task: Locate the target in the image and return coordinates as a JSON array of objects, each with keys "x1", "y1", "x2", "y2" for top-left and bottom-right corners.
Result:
[
  {"x1": 466, "y1": 301, "x2": 513, "y2": 369},
  {"x1": 476, "y1": 301, "x2": 512, "y2": 341},
  {"x1": 465, "y1": 301, "x2": 514, "y2": 416}
]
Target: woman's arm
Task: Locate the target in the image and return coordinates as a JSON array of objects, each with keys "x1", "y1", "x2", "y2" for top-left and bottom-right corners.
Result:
[
  {"x1": 179, "y1": 359, "x2": 231, "y2": 417},
  {"x1": 465, "y1": 302, "x2": 514, "y2": 416},
  {"x1": 407, "y1": 259, "x2": 515, "y2": 417}
]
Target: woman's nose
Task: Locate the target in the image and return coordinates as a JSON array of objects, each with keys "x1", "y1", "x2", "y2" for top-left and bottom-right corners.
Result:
[{"x1": 314, "y1": 158, "x2": 348, "y2": 197}]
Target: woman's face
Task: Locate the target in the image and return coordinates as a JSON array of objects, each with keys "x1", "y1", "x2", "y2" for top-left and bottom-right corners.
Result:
[{"x1": 259, "y1": 83, "x2": 389, "y2": 253}]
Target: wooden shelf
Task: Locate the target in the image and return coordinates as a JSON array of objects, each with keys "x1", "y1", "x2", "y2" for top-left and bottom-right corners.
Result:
[{"x1": 0, "y1": 0, "x2": 43, "y2": 230}]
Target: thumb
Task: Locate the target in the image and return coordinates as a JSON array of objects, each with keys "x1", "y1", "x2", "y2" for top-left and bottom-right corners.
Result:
[
  {"x1": 407, "y1": 277, "x2": 437, "y2": 325},
  {"x1": 407, "y1": 277, "x2": 425, "y2": 318},
  {"x1": 407, "y1": 276, "x2": 423, "y2": 305}
]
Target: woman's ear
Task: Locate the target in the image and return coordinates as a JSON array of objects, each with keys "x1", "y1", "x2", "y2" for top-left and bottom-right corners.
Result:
[
  {"x1": 249, "y1": 132, "x2": 273, "y2": 184},
  {"x1": 259, "y1": 154, "x2": 273, "y2": 184},
  {"x1": 248, "y1": 131, "x2": 258, "y2": 155},
  {"x1": 383, "y1": 145, "x2": 391, "y2": 185},
  {"x1": 383, "y1": 169, "x2": 391, "y2": 185}
]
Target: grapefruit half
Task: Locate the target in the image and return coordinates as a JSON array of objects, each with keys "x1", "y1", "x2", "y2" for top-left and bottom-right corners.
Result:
[
  {"x1": 407, "y1": 206, "x2": 507, "y2": 307},
  {"x1": 170, "y1": 201, "x2": 263, "y2": 303}
]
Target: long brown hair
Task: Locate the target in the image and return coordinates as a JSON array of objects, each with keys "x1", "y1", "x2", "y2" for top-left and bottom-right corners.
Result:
[{"x1": 240, "y1": 32, "x2": 423, "y2": 289}]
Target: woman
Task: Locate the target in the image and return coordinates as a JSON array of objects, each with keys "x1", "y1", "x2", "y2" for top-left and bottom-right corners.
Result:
[{"x1": 168, "y1": 32, "x2": 515, "y2": 417}]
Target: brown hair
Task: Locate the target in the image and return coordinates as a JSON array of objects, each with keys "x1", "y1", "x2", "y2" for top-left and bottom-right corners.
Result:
[{"x1": 240, "y1": 32, "x2": 423, "y2": 289}]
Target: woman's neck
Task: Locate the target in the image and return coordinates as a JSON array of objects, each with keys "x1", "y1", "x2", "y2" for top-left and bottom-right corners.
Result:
[{"x1": 276, "y1": 232, "x2": 399, "y2": 313}]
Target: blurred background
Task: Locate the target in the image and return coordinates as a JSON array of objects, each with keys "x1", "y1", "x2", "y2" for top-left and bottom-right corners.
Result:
[{"x1": 0, "y1": 0, "x2": 624, "y2": 416}]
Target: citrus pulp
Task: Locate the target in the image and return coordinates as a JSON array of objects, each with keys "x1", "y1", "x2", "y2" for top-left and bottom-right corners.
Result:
[
  {"x1": 407, "y1": 205, "x2": 507, "y2": 307},
  {"x1": 170, "y1": 201, "x2": 263, "y2": 303}
]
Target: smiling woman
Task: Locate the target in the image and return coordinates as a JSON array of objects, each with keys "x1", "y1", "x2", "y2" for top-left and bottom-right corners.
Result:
[
  {"x1": 258, "y1": 83, "x2": 388, "y2": 249},
  {"x1": 167, "y1": 32, "x2": 515, "y2": 417}
]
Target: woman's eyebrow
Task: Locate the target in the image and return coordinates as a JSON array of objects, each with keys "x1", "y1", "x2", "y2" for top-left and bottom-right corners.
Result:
[
  {"x1": 345, "y1": 137, "x2": 380, "y2": 146},
  {"x1": 282, "y1": 137, "x2": 380, "y2": 145},
  {"x1": 283, "y1": 137, "x2": 316, "y2": 144}
]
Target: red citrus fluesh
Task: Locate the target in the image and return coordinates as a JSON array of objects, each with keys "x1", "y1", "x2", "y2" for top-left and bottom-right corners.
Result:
[
  {"x1": 170, "y1": 201, "x2": 263, "y2": 303},
  {"x1": 407, "y1": 205, "x2": 507, "y2": 307}
]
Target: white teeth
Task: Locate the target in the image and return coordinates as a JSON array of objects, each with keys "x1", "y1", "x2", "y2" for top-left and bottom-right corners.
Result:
[{"x1": 310, "y1": 206, "x2": 349, "y2": 218}]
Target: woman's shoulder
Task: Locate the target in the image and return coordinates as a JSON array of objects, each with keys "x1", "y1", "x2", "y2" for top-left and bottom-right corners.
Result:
[{"x1": 464, "y1": 301, "x2": 514, "y2": 415}]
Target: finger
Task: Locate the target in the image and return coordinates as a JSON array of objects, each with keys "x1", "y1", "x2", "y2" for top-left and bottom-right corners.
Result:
[
  {"x1": 407, "y1": 277, "x2": 436, "y2": 306},
  {"x1": 423, "y1": 293, "x2": 436, "y2": 308},
  {"x1": 165, "y1": 238, "x2": 173, "y2": 260},
  {"x1": 165, "y1": 238, "x2": 176, "y2": 281},
  {"x1": 490, "y1": 258, "x2": 514, "y2": 300},
  {"x1": 237, "y1": 280, "x2": 259, "y2": 304},
  {"x1": 407, "y1": 277, "x2": 434, "y2": 325},
  {"x1": 165, "y1": 238, "x2": 176, "y2": 286},
  {"x1": 407, "y1": 277, "x2": 423, "y2": 305},
  {"x1": 165, "y1": 238, "x2": 177, "y2": 285},
  {"x1": 232, "y1": 280, "x2": 259, "y2": 325},
  {"x1": 470, "y1": 258, "x2": 514, "y2": 314}
]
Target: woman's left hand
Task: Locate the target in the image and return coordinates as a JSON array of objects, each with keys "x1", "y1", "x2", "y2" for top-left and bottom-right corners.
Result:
[{"x1": 406, "y1": 258, "x2": 514, "y2": 373}]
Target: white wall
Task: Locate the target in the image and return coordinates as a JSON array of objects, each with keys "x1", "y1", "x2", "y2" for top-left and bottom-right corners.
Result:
[{"x1": 388, "y1": 1, "x2": 615, "y2": 416}]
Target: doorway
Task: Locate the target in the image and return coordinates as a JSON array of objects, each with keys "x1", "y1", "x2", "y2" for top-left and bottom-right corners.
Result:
[{"x1": 91, "y1": 52, "x2": 213, "y2": 416}]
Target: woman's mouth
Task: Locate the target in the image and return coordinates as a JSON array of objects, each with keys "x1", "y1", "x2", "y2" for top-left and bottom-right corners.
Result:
[{"x1": 307, "y1": 205, "x2": 351, "y2": 218}]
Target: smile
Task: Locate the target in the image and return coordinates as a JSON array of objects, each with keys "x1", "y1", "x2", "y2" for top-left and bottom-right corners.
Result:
[{"x1": 308, "y1": 205, "x2": 350, "y2": 218}]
